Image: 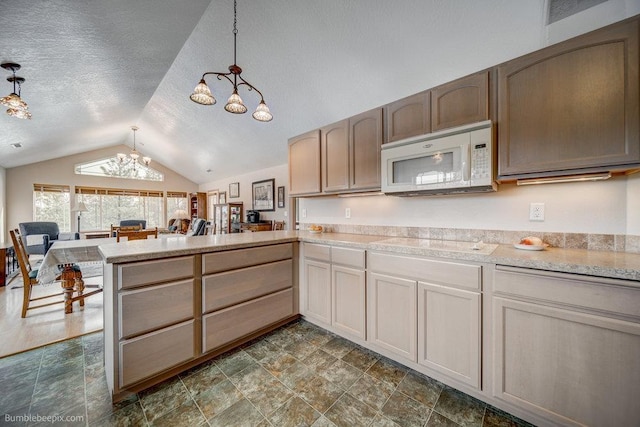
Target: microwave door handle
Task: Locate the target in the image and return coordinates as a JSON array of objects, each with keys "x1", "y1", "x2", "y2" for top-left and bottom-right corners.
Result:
[{"x1": 462, "y1": 144, "x2": 471, "y2": 181}]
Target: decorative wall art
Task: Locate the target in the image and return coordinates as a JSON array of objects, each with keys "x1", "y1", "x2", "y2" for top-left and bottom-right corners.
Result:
[
  {"x1": 277, "y1": 186, "x2": 285, "y2": 208},
  {"x1": 229, "y1": 182, "x2": 240, "y2": 198},
  {"x1": 252, "y1": 179, "x2": 275, "y2": 211}
]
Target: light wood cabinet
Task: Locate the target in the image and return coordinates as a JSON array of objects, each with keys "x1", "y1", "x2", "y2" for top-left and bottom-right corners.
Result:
[
  {"x1": 497, "y1": 18, "x2": 640, "y2": 180},
  {"x1": 331, "y1": 247, "x2": 366, "y2": 340},
  {"x1": 492, "y1": 266, "x2": 640, "y2": 426},
  {"x1": 367, "y1": 272, "x2": 417, "y2": 362},
  {"x1": 349, "y1": 108, "x2": 383, "y2": 191},
  {"x1": 289, "y1": 130, "x2": 321, "y2": 196},
  {"x1": 417, "y1": 282, "x2": 480, "y2": 389},
  {"x1": 303, "y1": 258, "x2": 331, "y2": 324},
  {"x1": 384, "y1": 91, "x2": 431, "y2": 143},
  {"x1": 190, "y1": 192, "x2": 207, "y2": 221},
  {"x1": 321, "y1": 119, "x2": 350, "y2": 192},
  {"x1": 431, "y1": 70, "x2": 490, "y2": 132}
]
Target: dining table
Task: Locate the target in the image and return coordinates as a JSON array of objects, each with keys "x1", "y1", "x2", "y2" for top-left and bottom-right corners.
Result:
[{"x1": 36, "y1": 237, "x2": 115, "y2": 284}]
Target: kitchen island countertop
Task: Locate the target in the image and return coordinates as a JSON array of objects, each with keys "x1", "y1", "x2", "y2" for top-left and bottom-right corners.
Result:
[{"x1": 98, "y1": 230, "x2": 640, "y2": 282}]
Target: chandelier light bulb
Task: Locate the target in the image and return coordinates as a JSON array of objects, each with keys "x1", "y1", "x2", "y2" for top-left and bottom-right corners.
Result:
[
  {"x1": 252, "y1": 101, "x2": 273, "y2": 122},
  {"x1": 225, "y1": 90, "x2": 247, "y2": 114},
  {"x1": 190, "y1": 79, "x2": 215, "y2": 105}
]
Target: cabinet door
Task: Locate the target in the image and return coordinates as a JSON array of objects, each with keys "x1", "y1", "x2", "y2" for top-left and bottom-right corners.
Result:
[
  {"x1": 332, "y1": 265, "x2": 366, "y2": 340},
  {"x1": 431, "y1": 71, "x2": 489, "y2": 132},
  {"x1": 321, "y1": 119, "x2": 350, "y2": 193},
  {"x1": 417, "y1": 282, "x2": 480, "y2": 388},
  {"x1": 289, "y1": 130, "x2": 322, "y2": 195},
  {"x1": 367, "y1": 272, "x2": 416, "y2": 362},
  {"x1": 498, "y1": 19, "x2": 640, "y2": 179},
  {"x1": 385, "y1": 91, "x2": 431, "y2": 143},
  {"x1": 303, "y1": 258, "x2": 331, "y2": 324},
  {"x1": 493, "y1": 297, "x2": 640, "y2": 426},
  {"x1": 349, "y1": 108, "x2": 383, "y2": 191}
]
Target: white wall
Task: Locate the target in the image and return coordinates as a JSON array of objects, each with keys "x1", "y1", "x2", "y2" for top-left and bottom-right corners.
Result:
[
  {"x1": 0, "y1": 166, "x2": 5, "y2": 244},
  {"x1": 199, "y1": 164, "x2": 289, "y2": 225},
  {"x1": 5, "y1": 145, "x2": 198, "y2": 241},
  {"x1": 299, "y1": 176, "x2": 634, "y2": 235}
]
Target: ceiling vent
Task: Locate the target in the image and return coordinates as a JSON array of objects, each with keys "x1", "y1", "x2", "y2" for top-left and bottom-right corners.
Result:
[
  {"x1": 10, "y1": 143, "x2": 22, "y2": 148},
  {"x1": 547, "y1": 0, "x2": 608, "y2": 25}
]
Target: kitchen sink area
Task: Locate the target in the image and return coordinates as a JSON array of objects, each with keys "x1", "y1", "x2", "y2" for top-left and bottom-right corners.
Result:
[{"x1": 372, "y1": 237, "x2": 498, "y2": 255}]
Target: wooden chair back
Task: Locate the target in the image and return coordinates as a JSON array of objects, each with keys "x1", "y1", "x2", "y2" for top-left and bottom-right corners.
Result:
[
  {"x1": 9, "y1": 229, "x2": 34, "y2": 283},
  {"x1": 111, "y1": 224, "x2": 142, "y2": 236},
  {"x1": 116, "y1": 227, "x2": 158, "y2": 242},
  {"x1": 273, "y1": 221, "x2": 285, "y2": 230}
]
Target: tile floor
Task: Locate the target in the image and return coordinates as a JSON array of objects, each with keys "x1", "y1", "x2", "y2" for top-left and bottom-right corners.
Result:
[{"x1": 0, "y1": 319, "x2": 535, "y2": 426}]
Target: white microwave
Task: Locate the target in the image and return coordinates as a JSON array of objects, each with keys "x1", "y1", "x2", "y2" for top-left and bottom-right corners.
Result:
[{"x1": 381, "y1": 120, "x2": 496, "y2": 195}]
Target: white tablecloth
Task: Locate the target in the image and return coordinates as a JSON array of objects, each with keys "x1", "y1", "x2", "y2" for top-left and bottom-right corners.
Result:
[{"x1": 36, "y1": 238, "x2": 114, "y2": 284}]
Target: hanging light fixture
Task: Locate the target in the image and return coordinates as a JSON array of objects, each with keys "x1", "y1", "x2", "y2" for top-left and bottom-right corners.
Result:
[
  {"x1": 0, "y1": 63, "x2": 32, "y2": 120},
  {"x1": 118, "y1": 126, "x2": 151, "y2": 168},
  {"x1": 190, "y1": 0, "x2": 273, "y2": 122}
]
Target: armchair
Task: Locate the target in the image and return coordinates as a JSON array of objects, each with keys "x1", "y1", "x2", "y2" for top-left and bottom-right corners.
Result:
[
  {"x1": 18, "y1": 222, "x2": 79, "y2": 256},
  {"x1": 186, "y1": 218, "x2": 207, "y2": 236}
]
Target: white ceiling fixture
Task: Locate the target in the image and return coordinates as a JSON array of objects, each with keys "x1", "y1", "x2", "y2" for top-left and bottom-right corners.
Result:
[
  {"x1": 0, "y1": 62, "x2": 32, "y2": 120},
  {"x1": 190, "y1": 0, "x2": 272, "y2": 122},
  {"x1": 118, "y1": 126, "x2": 151, "y2": 168}
]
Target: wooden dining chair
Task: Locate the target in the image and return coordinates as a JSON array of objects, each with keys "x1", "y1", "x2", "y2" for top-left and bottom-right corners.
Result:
[
  {"x1": 273, "y1": 221, "x2": 285, "y2": 230},
  {"x1": 116, "y1": 227, "x2": 158, "y2": 242},
  {"x1": 10, "y1": 229, "x2": 99, "y2": 317}
]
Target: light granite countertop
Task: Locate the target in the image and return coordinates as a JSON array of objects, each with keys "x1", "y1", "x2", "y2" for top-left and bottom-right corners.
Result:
[{"x1": 98, "y1": 230, "x2": 640, "y2": 282}]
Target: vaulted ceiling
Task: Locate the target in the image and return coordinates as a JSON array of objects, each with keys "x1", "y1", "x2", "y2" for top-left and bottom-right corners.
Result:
[{"x1": 0, "y1": 0, "x2": 629, "y2": 184}]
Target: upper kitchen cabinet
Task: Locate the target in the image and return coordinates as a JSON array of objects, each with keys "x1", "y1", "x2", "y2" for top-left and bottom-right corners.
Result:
[
  {"x1": 431, "y1": 71, "x2": 490, "y2": 132},
  {"x1": 349, "y1": 108, "x2": 383, "y2": 191},
  {"x1": 384, "y1": 91, "x2": 431, "y2": 143},
  {"x1": 321, "y1": 119, "x2": 350, "y2": 193},
  {"x1": 497, "y1": 17, "x2": 640, "y2": 181},
  {"x1": 289, "y1": 130, "x2": 321, "y2": 196}
]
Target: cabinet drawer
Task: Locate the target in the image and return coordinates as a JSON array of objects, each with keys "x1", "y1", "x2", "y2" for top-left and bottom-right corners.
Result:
[
  {"x1": 203, "y1": 288, "x2": 293, "y2": 353},
  {"x1": 119, "y1": 320, "x2": 194, "y2": 387},
  {"x1": 494, "y1": 266, "x2": 640, "y2": 319},
  {"x1": 303, "y1": 243, "x2": 331, "y2": 262},
  {"x1": 202, "y1": 243, "x2": 292, "y2": 275},
  {"x1": 203, "y1": 259, "x2": 292, "y2": 313},
  {"x1": 331, "y1": 246, "x2": 365, "y2": 269},
  {"x1": 119, "y1": 279, "x2": 194, "y2": 339},
  {"x1": 369, "y1": 252, "x2": 481, "y2": 290},
  {"x1": 118, "y1": 256, "x2": 194, "y2": 290}
]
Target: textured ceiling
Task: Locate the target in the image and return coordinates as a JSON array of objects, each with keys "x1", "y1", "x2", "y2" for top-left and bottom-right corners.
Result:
[{"x1": 0, "y1": 1, "x2": 624, "y2": 184}]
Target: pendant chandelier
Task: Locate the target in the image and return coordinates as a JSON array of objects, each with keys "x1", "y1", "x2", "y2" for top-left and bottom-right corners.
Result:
[
  {"x1": 117, "y1": 126, "x2": 151, "y2": 168},
  {"x1": 190, "y1": 0, "x2": 272, "y2": 122},
  {"x1": 0, "y1": 63, "x2": 32, "y2": 120}
]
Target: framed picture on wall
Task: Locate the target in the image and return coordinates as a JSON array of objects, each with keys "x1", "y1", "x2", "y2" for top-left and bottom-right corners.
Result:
[
  {"x1": 219, "y1": 191, "x2": 227, "y2": 204},
  {"x1": 229, "y1": 182, "x2": 240, "y2": 198},
  {"x1": 252, "y1": 179, "x2": 275, "y2": 211},
  {"x1": 277, "y1": 186, "x2": 285, "y2": 208}
]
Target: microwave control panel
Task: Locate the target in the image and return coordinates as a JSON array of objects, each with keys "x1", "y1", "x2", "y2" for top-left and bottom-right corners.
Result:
[{"x1": 471, "y1": 143, "x2": 490, "y2": 180}]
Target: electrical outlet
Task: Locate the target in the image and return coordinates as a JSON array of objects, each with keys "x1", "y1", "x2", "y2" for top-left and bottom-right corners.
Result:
[
  {"x1": 345, "y1": 208, "x2": 351, "y2": 219},
  {"x1": 302, "y1": 208, "x2": 307, "y2": 218},
  {"x1": 529, "y1": 203, "x2": 545, "y2": 221}
]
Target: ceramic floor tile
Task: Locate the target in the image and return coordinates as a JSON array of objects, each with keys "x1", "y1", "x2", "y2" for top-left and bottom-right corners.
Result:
[
  {"x1": 370, "y1": 413, "x2": 399, "y2": 427},
  {"x1": 180, "y1": 363, "x2": 226, "y2": 396},
  {"x1": 434, "y1": 387, "x2": 486, "y2": 427},
  {"x1": 193, "y1": 378, "x2": 243, "y2": 420},
  {"x1": 283, "y1": 337, "x2": 318, "y2": 360},
  {"x1": 311, "y1": 415, "x2": 337, "y2": 426},
  {"x1": 93, "y1": 401, "x2": 147, "y2": 427},
  {"x1": 397, "y1": 371, "x2": 444, "y2": 408},
  {"x1": 366, "y1": 357, "x2": 408, "y2": 388},
  {"x1": 303, "y1": 349, "x2": 338, "y2": 373},
  {"x1": 278, "y1": 360, "x2": 317, "y2": 392},
  {"x1": 321, "y1": 336, "x2": 356, "y2": 359},
  {"x1": 208, "y1": 398, "x2": 266, "y2": 427},
  {"x1": 231, "y1": 364, "x2": 293, "y2": 416},
  {"x1": 215, "y1": 349, "x2": 257, "y2": 377},
  {"x1": 243, "y1": 338, "x2": 283, "y2": 362},
  {"x1": 319, "y1": 359, "x2": 363, "y2": 390},
  {"x1": 148, "y1": 399, "x2": 206, "y2": 427},
  {"x1": 260, "y1": 350, "x2": 299, "y2": 378},
  {"x1": 139, "y1": 377, "x2": 191, "y2": 423},
  {"x1": 381, "y1": 390, "x2": 432, "y2": 427},
  {"x1": 340, "y1": 346, "x2": 380, "y2": 372},
  {"x1": 268, "y1": 396, "x2": 322, "y2": 427},
  {"x1": 298, "y1": 375, "x2": 345, "y2": 413},
  {"x1": 324, "y1": 392, "x2": 378, "y2": 427},
  {"x1": 347, "y1": 373, "x2": 395, "y2": 411},
  {"x1": 428, "y1": 411, "x2": 462, "y2": 426}
]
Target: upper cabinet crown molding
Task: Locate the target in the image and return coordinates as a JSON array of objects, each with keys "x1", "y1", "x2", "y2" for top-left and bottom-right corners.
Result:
[{"x1": 497, "y1": 17, "x2": 640, "y2": 180}]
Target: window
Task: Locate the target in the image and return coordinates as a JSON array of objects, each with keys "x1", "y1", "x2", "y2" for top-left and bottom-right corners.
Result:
[
  {"x1": 167, "y1": 191, "x2": 188, "y2": 219},
  {"x1": 74, "y1": 157, "x2": 164, "y2": 181},
  {"x1": 75, "y1": 186, "x2": 164, "y2": 231},
  {"x1": 33, "y1": 184, "x2": 72, "y2": 232}
]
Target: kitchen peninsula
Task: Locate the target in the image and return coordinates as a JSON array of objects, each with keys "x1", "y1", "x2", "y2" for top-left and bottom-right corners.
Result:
[{"x1": 98, "y1": 231, "x2": 640, "y2": 426}]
